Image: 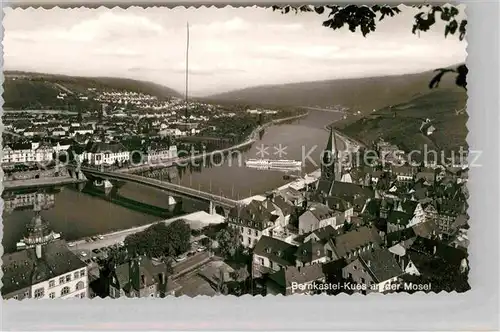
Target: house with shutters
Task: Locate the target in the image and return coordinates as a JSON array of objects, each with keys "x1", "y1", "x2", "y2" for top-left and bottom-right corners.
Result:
[{"x1": 227, "y1": 198, "x2": 288, "y2": 248}]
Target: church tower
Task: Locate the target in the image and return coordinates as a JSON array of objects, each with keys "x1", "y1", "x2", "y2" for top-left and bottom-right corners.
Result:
[{"x1": 321, "y1": 128, "x2": 342, "y2": 182}]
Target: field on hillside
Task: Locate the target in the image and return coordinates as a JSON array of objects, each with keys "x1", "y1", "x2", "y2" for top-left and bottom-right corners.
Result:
[{"x1": 338, "y1": 89, "x2": 468, "y2": 154}]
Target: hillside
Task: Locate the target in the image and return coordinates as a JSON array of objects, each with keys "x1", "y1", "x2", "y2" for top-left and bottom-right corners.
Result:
[
  {"x1": 3, "y1": 71, "x2": 181, "y2": 109},
  {"x1": 339, "y1": 89, "x2": 468, "y2": 154},
  {"x1": 206, "y1": 67, "x2": 463, "y2": 114}
]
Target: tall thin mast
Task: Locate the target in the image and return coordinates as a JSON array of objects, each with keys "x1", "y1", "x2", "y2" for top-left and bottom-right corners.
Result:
[{"x1": 185, "y1": 22, "x2": 190, "y2": 121}]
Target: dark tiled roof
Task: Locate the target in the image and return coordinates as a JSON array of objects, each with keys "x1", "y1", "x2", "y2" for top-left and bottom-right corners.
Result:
[
  {"x1": 387, "y1": 210, "x2": 413, "y2": 226},
  {"x1": 359, "y1": 249, "x2": 404, "y2": 283},
  {"x1": 228, "y1": 200, "x2": 277, "y2": 230},
  {"x1": 114, "y1": 256, "x2": 167, "y2": 292},
  {"x1": 399, "y1": 200, "x2": 419, "y2": 215},
  {"x1": 295, "y1": 240, "x2": 327, "y2": 263},
  {"x1": 331, "y1": 226, "x2": 383, "y2": 258},
  {"x1": 325, "y1": 196, "x2": 351, "y2": 212},
  {"x1": 272, "y1": 196, "x2": 294, "y2": 216},
  {"x1": 317, "y1": 179, "x2": 333, "y2": 195},
  {"x1": 2, "y1": 240, "x2": 86, "y2": 296},
  {"x1": 88, "y1": 142, "x2": 128, "y2": 153},
  {"x1": 330, "y1": 182, "x2": 374, "y2": 199},
  {"x1": 386, "y1": 228, "x2": 417, "y2": 247},
  {"x1": 407, "y1": 237, "x2": 468, "y2": 278},
  {"x1": 253, "y1": 236, "x2": 297, "y2": 267},
  {"x1": 312, "y1": 225, "x2": 339, "y2": 242},
  {"x1": 307, "y1": 203, "x2": 334, "y2": 221},
  {"x1": 269, "y1": 264, "x2": 325, "y2": 288},
  {"x1": 412, "y1": 220, "x2": 439, "y2": 238},
  {"x1": 7, "y1": 142, "x2": 32, "y2": 150}
]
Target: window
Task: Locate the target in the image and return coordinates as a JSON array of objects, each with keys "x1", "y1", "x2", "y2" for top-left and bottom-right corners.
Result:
[
  {"x1": 49, "y1": 292, "x2": 55, "y2": 299},
  {"x1": 12, "y1": 295, "x2": 18, "y2": 300},
  {"x1": 247, "y1": 229, "x2": 251, "y2": 235},
  {"x1": 254, "y1": 230, "x2": 258, "y2": 237},
  {"x1": 360, "y1": 277, "x2": 365, "y2": 284},
  {"x1": 74, "y1": 272, "x2": 80, "y2": 279},
  {"x1": 59, "y1": 277, "x2": 65, "y2": 284},
  {"x1": 49, "y1": 280, "x2": 55, "y2": 288},
  {"x1": 61, "y1": 286, "x2": 70, "y2": 296},
  {"x1": 353, "y1": 265, "x2": 357, "y2": 270},
  {"x1": 34, "y1": 287, "x2": 45, "y2": 299},
  {"x1": 24, "y1": 290, "x2": 29, "y2": 298},
  {"x1": 80, "y1": 269, "x2": 86, "y2": 276},
  {"x1": 66, "y1": 275, "x2": 71, "y2": 282},
  {"x1": 76, "y1": 281, "x2": 85, "y2": 291}
]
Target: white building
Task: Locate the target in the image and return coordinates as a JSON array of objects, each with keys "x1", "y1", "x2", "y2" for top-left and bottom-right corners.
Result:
[
  {"x1": 84, "y1": 142, "x2": 130, "y2": 166},
  {"x1": 2, "y1": 240, "x2": 88, "y2": 300},
  {"x1": 147, "y1": 145, "x2": 178, "y2": 164},
  {"x1": 2, "y1": 142, "x2": 54, "y2": 164}
]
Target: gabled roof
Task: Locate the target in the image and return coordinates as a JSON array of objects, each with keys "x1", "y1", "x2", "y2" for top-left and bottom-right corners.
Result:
[
  {"x1": 306, "y1": 203, "x2": 333, "y2": 222},
  {"x1": 87, "y1": 142, "x2": 128, "y2": 153},
  {"x1": 295, "y1": 240, "x2": 327, "y2": 263},
  {"x1": 407, "y1": 237, "x2": 468, "y2": 277},
  {"x1": 387, "y1": 210, "x2": 413, "y2": 226},
  {"x1": 253, "y1": 236, "x2": 297, "y2": 267},
  {"x1": 269, "y1": 264, "x2": 325, "y2": 288},
  {"x1": 2, "y1": 240, "x2": 86, "y2": 296},
  {"x1": 330, "y1": 226, "x2": 383, "y2": 258},
  {"x1": 358, "y1": 249, "x2": 404, "y2": 283}
]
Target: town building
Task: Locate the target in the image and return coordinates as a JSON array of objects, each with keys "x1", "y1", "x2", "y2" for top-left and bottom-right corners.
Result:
[
  {"x1": 252, "y1": 236, "x2": 298, "y2": 276},
  {"x1": 84, "y1": 141, "x2": 130, "y2": 165},
  {"x1": 342, "y1": 248, "x2": 404, "y2": 293},
  {"x1": 266, "y1": 264, "x2": 325, "y2": 295},
  {"x1": 108, "y1": 256, "x2": 170, "y2": 298},
  {"x1": 2, "y1": 142, "x2": 54, "y2": 165},
  {"x1": 1, "y1": 197, "x2": 88, "y2": 300},
  {"x1": 146, "y1": 143, "x2": 178, "y2": 164},
  {"x1": 227, "y1": 199, "x2": 289, "y2": 248}
]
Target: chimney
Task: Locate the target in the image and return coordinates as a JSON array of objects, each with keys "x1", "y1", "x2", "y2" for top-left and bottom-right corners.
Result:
[
  {"x1": 35, "y1": 244, "x2": 42, "y2": 259},
  {"x1": 366, "y1": 260, "x2": 371, "y2": 268}
]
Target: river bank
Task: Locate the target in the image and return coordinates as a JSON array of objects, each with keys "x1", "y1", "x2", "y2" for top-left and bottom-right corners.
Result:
[
  {"x1": 3, "y1": 176, "x2": 86, "y2": 190},
  {"x1": 67, "y1": 210, "x2": 225, "y2": 252},
  {"x1": 115, "y1": 111, "x2": 309, "y2": 174}
]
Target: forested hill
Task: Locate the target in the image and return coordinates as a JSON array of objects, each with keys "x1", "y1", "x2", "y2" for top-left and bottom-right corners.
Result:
[{"x1": 3, "y1": 71, "x2": 181, "y2": 110}]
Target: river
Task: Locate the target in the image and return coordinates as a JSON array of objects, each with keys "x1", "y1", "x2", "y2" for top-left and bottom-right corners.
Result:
[{"x1": 2, "y1": 110, "x2": 343, "y2": 253}]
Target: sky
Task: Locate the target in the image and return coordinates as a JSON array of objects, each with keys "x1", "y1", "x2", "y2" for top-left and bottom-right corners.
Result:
[{"x1": 4, "y1": 6, "x2": 467, "y2": 96}]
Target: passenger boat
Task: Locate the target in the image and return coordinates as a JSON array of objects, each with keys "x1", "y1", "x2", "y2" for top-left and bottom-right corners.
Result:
[{"x1": 245, "y1": 159, "x2": 302, "y2": 168}]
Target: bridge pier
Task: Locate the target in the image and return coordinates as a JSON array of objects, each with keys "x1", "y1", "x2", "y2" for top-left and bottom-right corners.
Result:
[{"x1": 209, "y1": 200, "x2": 216, "y2": 215}]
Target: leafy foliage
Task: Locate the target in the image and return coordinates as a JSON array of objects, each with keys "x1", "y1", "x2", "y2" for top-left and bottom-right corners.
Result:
[
  {"x1": 429, "y1": 64, "x2": 468, "y2": 90},
  {"x1": 124, "y1": 219, "x2": 191, "y2": 258},
  {"x1": 272, "y1": 5, "x2": 467, "y2": 91},
  {"x1": 215, "y1": 226, "x2": 242, "y2": 259}
]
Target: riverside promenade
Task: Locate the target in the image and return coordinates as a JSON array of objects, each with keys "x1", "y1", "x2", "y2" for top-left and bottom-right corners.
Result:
[
  {"x1": 3, "y1": 176, "x2": 85, "y2": 190},
  {"x1": 67, "y1": 211, "x2": 225, "y2": 252}
]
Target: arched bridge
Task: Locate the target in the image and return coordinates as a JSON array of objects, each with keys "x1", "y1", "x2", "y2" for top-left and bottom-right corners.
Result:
[{"x1": 77, "y1": 167, "x2": 240, "y2": 215}]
